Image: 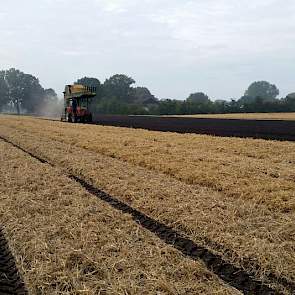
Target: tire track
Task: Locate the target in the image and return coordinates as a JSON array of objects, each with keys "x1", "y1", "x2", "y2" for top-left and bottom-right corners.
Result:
[
  {"x1": 1, "y1": 135, "x2": 292, "y2": 294},
  {"x1": 0, "y1": 228, "x2": 27, "y2": 295}
]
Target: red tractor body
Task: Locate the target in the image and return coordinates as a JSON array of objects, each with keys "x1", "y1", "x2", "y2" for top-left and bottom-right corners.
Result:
[{"x1": 61, "y1": 84, "x2": 96, "y2": 123}]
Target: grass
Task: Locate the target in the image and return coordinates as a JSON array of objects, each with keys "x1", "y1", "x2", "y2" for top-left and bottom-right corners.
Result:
[
  {"x1": 0, "y1": 115, "x2": 294, "y2": 293},
  {"x1": 168, "y1": 112, "x2": 295, "y2": 120},
  {"x1": 0, "y1": 140, "x2": 237, "y2": 294}
]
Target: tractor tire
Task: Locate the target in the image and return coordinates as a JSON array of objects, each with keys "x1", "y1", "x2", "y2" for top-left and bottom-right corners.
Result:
[{"x1": 0, "y1": 228, "x2": 27, "y2": 294}]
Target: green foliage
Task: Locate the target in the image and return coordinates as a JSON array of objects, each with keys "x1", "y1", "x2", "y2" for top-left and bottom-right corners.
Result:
[
  {"x1": 155, "y1": 99, "x2": 184, "y2": 115},
  {"x1": 1, "y1": 70, "x2": 294, "y2": 116},
  {"x1": 4, "y1": 68, "x2": 44, "y2": 114},
  {"x1": 283, "y1": 93, "x2": 295, "y2": 111},
  {"x1": 75, "y1": 77, "x2": 102, "y2": 99},
  {"x1": 245, "y1": 81, "x2": 279, "y2": 100},
  {"x1": 75, "y1": 77, "x2": 101, "y2": 88},
  {"x1": 92, "y1": 97, "x2": 148, "y2": 115},
  {"x1": 74, "y1": 74, "x2": 157, "y2": 115},
  {"x1": 43, "y1": 88, "x2": 58, "y2": 101},
  {"x1": 0, "y1": 68, "x2": 58, "y2": 114},
  {"x1": 133, "y1": 87, "x2": 158, "y2": 105},
  {"x1": 286, "y1": 93, "x2": 295, "y2": 99},
  {"x1": 75, "y1": 74, "x2": 140, "y2": 114},
  {"x1": 186, "y1": 92, "x2": 210, "y2": 104},
  {"x1": 0, "y1": 71, "x2": 9, "y2": 111},
  {"x1": 185, "y1": 92, "x2": 213, "y2": 114},
  {"x1": 103, "y1": 74, "x2": 135, "y2": 103}
]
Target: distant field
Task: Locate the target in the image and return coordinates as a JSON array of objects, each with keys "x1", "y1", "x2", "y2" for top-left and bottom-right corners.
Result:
[
  {"x1": 170, "y1": 112, "x2": 295, "y2": 120},
  {"x1": 92, "y1": 114, "x2": 295, "y2": 141},
  {"x1": 0, "y1": 115, "x2": 295, "y2": 293}
]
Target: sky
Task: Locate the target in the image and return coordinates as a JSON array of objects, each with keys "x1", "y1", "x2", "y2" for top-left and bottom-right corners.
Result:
[{"x1": 0, "y1": 0, "x2": 294, "y2": 100}]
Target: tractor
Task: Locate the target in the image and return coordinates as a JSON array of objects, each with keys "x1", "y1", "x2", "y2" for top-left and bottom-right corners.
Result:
[{"x1": 61, "y1": 84, "x2": 96, "y2": 123}]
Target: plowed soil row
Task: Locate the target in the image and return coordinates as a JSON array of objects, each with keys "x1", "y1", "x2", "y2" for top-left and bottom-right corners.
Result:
[
  {"x1": 0, "y1": 228, "x2": 27, "y2": 295},
  {"x1": 93, "y1": 115, "x2": 295, "y2": 141},
  {"x1": 0, "y1": 135, "x2": 288, "y2": 294}
]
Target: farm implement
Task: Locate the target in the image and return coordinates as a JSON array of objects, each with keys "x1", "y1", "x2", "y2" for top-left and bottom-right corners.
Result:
[{"x1": 61, "y1": 84, "x2": 96, "y2": 123}]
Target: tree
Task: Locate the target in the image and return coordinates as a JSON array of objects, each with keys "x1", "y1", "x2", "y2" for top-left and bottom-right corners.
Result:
[
  {"x1": 186, "y1": 92, "x2": 210, "y2": 104},
  {"x1": 156, "y1": 99, "x2": 183, "y2": 115},
  {"x1": 103, "y1": 74, "x2": 135, "y2": 102},
  {"x1": 283, "y1": 93, "x2": 295, "y2": 111},
  {"x1": 43, "y1": 88, "x2": 57, "y2": 100},
  {"x1": 245, "y1": 81, "x2": 279, "y2": 101},
  {"x1": 238, "y1": 95, "x2": 256, "y2": 105},
  {"x1": 286, "y1": 92, "x2": 295, "y2": 99},
  {"x1": 185, "y1": 92, "x2": 213, "y2": 114},
  {"x1": 75, "y1": 77, "x2": 102, "y2": 99},
  {"x1": 75, "y1": 77, "x2": 101, "y2": 88},
  {"x1": 20, "y1": 73, "x2": 45, "y2": 113},
  {"x1": 212, "y1": 100, "x2": 229, "y2": 114},
  {"x1": 5, "y1": 68, "x2": 25, "y2": 114},
  {"x1": 0, "y1": 71, "x2": 9, "y2": 111},
  {"x1": 3, "y1": 68, "x2": 47, "y2": 114},
  {"x1": 0, "y1": 68, "x2": 58, "y2": 114},
  {"x1": 133, "y1": 87, "x2": 158, "y2": 105}
]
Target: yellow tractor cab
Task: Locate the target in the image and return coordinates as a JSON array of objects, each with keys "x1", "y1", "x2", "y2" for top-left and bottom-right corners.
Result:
[{"x1": 61, "y1": 84, "x2": 96, "y2": 123}]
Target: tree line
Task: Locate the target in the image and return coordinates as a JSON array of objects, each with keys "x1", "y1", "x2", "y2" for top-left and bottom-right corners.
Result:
[
  {"x1": 0, "y1": 68, "x2": 59, "y2": 115},
  {"x1": 75, "y1": 76, "x2": 295, "y2": 115},
  {"x1": 0, "y1": 68, "x2": 295, "y2": 116}
]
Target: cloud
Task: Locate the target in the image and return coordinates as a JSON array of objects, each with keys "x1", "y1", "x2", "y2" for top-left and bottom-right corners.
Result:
[
  {"x1": 93, "y1": 0, "x2": 133, "y2": 13},
  {"x1": 148, "y1": 0, "x2": 295, "y2": 59},
  {"x1": 1, "y1": 0, "x2": 294, "y2": 99}
]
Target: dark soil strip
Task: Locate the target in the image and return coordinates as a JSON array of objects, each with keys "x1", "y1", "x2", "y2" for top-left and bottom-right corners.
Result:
[
  {"x1": 0, "y1": 228, "x2": 27, "y2": 295},
  {"x1": 3, "y1": 113, "x2": 295, "y2": 141},
  {"x1": 92, "y1": 115, "x2": 295, "y2": 141},
  {"x1": 1, "y1": 136, "x2": 293, "y2": 295}
]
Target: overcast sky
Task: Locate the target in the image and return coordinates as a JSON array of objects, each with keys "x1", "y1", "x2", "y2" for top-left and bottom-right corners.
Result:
[{"x1": 1, "y1": 0, "x2": 294, "y2": 100}]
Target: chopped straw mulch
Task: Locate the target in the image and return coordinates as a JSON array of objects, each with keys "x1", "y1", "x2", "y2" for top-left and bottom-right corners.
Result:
[
  {"x1": 0, "y1": 115, "x2": 294, "y2": 294},
  {"x1": 1, "y1": 115, "x2": 294, "y2": 212},
  {"x1": 170, "y1": 112, "x2": 295, "y2": 120},
  {"x1": 0, "y1": 140, "x2": 238, "y2": 294}
]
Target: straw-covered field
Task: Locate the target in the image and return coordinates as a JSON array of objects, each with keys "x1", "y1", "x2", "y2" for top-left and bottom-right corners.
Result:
[
  {"x1": 0, "y1": 136, "x2": 237, "y2": 294},
  {"x1": 171, "y1": 112, "x2": 295, "y2": 120},
  {"x1": 0, "y1": 115, "x2": 295, "y2": 294}
]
